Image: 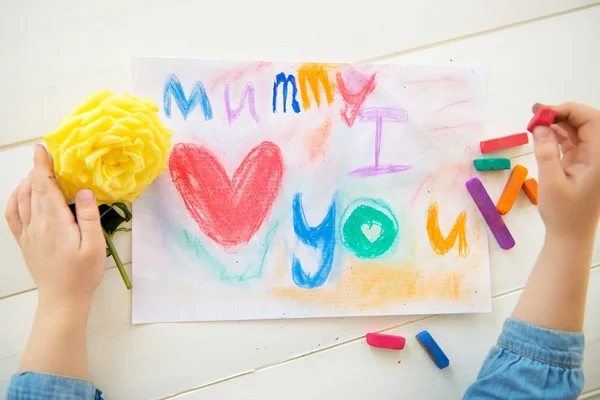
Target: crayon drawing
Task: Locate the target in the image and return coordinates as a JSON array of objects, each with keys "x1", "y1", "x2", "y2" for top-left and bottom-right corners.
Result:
[{"x1": 131, "y1": 57, "x2": 490, "y2": 323}]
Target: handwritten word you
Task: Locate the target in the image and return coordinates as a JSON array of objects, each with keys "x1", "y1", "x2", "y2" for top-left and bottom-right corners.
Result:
[{"x1": 292, "y1": 194, "x2": 469, "y2": 289}]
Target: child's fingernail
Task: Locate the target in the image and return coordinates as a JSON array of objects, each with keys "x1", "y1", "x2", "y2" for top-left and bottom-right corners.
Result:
[
  {"x1": 76, "y1": 189, "x2": 94, "y2": 203},
  {"x1": 33, "y1": 144, "x2": 44, "y2": 156},
  {"x1": 533, "y1": 126, "x2": 551, "y2": 139}
]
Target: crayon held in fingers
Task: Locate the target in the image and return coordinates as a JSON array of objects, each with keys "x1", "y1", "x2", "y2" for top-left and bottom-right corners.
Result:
[
  {"x1": 497, "y1": 165, "x2": 528, "y2": 215},
  {"x1": 473, "y1": 158, "x2": 511, "y2": 171},
  {"x1": 480, "y1": 133, "x2": 529, "y2": 153},
  {"x1": 415, "y1": 330, "x2": 449, "y2": 369},
  {"x1": 366, "y1": 332, "x2": 406, "y2": 350},
  {"x1": 522, "y1": 178, "x2": 538, "y2": 205},
  {"x1": 527, "y1": 107, "x2": 556, "y2": 133},
  {"x1": 466, "y1": 178, "x2": 515, "y2": 250}
]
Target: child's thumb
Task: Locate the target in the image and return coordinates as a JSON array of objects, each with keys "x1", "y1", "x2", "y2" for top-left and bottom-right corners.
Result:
[
  {"x1": 75, "y1": 189, "x2": 103, "y2": 251},
  {"x1": 533, "y1": 126, "x2": 564, "y2": 186}
]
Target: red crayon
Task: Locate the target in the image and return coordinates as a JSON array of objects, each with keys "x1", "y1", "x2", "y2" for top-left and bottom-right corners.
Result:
[
  {"x1": 480, "y1": 133, "x2": 529, "y2": 153},
  {"x1": 527, "y1": 107, "x2": 557, "y2": 133}
]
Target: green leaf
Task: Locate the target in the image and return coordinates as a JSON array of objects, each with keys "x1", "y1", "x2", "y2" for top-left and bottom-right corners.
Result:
[
  {"x1": 111, "y1": 202, "x2": 132, "y2": 222},
  {"x1": 101, "y1": 206, "x2": 128, "y2": 235}
]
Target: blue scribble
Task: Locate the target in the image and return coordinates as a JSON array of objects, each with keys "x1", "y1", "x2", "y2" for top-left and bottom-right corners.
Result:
[
  {"x1": 163, "y1": 74, "x2": 213, "y2": 120},
  {"x1": 291, "y1": 193, "x2": 336, "y2": 289},
  {"x1": 272, "y1": 73, "x2": 301, "y2": 114}
]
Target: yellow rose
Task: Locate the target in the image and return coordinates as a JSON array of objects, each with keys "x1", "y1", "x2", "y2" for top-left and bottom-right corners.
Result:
[{"x1": 44, "y1": 90, "x2": 172, "y2": 203}]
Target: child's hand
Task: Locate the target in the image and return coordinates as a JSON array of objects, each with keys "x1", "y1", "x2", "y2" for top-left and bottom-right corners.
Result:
[
  {"x1": 532, "y1": 102, "x2": 600, "y2": 240},
  {"x1": 5, "y1": 145, "x2": 105, "y2": 311}
]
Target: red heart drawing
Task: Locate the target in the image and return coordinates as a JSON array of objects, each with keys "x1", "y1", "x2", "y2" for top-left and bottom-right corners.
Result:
[{"x1": 169, "y1": 141, "x2": 284, "y2": 249}]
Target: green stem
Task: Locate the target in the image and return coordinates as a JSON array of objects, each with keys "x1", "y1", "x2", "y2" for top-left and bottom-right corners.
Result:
[{"x1": 102, "y1": 227, "x2": 132, "y2": 290}]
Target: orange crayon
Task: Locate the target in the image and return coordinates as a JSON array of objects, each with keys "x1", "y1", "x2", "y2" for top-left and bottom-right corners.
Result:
[
  {"x1": 522, "y1": 178, "x2": 538, "y2": 205},
  {"x1": 496, "y1": 165, "x2": 528, "y2": 215}
]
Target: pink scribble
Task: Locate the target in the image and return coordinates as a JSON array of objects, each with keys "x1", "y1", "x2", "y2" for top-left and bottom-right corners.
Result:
[
  {"x1": 341, "y1": 68, "x2": 368, "y2": 92},
  {"x1": 224, "y1": 82, "x2": 260, "y2": 124},
  {"x1": 411, "y1": 175, "x2": 431, "y2": 206},
  {"x1": 335, "y1": 69, "x2": 377, "y2": 127},
  {"x1": 426, "y1": 122, "x2": 478, "y2": 132},
  {"x1": 410, "y1": 147, "x2": 474, "y2": 205},
  {"x1": 211, "y1": 61, "x2": 272, "y2": 91},
  {"x1": 438, "y1": 100, "x2": 471, "y2": 112}
]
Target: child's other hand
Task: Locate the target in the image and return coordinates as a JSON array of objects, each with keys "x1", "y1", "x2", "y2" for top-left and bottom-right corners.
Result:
[
  {"x1": 532, "y1": 102, "x2": 600, "y2": 240},
  {"x1": 5, "y1": 144, "x2": 105, "y2": 312}
]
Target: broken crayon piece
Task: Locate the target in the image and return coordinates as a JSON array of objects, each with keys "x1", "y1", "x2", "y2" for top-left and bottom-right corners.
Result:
[
  {"x1": 415, "y1": 330, "x2": 449, "y2": 369},
  {"x1": 527, "y1": 107, "x2": 557, "y2": 133},
  {"x1": 522, "y1": 178, "x2": 538, "y2": 205},
  {"x1": 480, "y1": 132, "x2": 529, "y2": 153},
  {"x1": 366, "y1": 333, "x2": 406, "y2": 350},
  {"x1": 466, "y1": 177, "x2": 515, "y2": 250},
  {"x1": 473, "y1": 158, "x2": 511, "y2": 171},
  {"x1": 497, "y1": 165, "x2": 529, "y2": 215}
]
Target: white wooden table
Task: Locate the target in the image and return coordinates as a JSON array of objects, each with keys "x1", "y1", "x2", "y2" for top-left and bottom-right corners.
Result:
[{"x1": 1, "y1": 2, "x2": 600, "y2": 399}]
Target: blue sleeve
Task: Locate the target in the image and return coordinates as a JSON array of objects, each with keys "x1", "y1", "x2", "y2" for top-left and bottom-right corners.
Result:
[
  {"x1": 464, "y1": 318, "x2": 584, "y2": 400},
  {"x1": 7, "y1": 372, "x2": 104, "y2": 400}
]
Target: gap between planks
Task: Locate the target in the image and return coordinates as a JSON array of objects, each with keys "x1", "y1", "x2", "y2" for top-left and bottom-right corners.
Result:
[
  {"x1": 357, "y1": 2, "x2": 600, "y2": 64},
  {"x1": 580, "y1": 387, "x2": 600, "y2": 399},
  {"x1": 0, "y1": 4, "x2": 597, "y2": 154},
  {"x1": 160, "y1": 263, "x2": 600, "y2": 399},
  {"x1": 0, "y1": 263, "x2": 130, "y2": 302}
]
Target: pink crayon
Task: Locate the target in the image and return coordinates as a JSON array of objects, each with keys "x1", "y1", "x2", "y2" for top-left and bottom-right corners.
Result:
[
  {"x1": 466, "y1": 178, "x2": 515, "y2": 250},
  {"x1": 366, "y1": 332, "x2": 406, "y2": 350}
]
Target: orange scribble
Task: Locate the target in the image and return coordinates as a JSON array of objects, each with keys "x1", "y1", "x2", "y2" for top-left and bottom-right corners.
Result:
[
  {"x1": 210, "y1": 61, "x2": 272, "y2": 91},
  {"x1": 297, "y1": 63, "x2": 335, "y2": 111},
  {"x1": 427, "y1": 202, "x2": 469, "y2": 258},
  {"x1": 267, "y1": 245, "x2": 289, "y2": 284},
  {"x1": 308, "y1": 119, "x2": 332, "y2": 161},
  {"x1": 273, "y1": 261, "x2": 471, "y2": 309}
]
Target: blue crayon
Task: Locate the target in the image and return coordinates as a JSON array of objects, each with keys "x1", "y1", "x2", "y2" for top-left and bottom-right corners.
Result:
[{"x1": 415, "y1": 330, "x2": 449, "y2": 369}]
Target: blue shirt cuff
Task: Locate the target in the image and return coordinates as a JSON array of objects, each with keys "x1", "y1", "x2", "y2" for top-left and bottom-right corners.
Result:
[
  {"x1": 7, "y1": 372, "x2": 103, "y2": 400},
  {"x1": 498, "y1": 318, "x2": 584, "y2": 369}
]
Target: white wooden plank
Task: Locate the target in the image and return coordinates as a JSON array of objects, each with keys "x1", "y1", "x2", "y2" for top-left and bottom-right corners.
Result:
[
  {"x1": 177, "y1": 268, "x2": 600, "y2": 400},
  {"x1": 0, "y1": 1, "x2": 594, "y2": 145},
  {"x1": 0, "y1": 144, "x2": 132, "y2": 298},
  {"x1": 377, "y1": 5, "x2": 600, "y2": 159}
]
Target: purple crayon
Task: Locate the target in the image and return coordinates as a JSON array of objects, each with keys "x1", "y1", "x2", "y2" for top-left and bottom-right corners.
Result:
[{"x1": 466, "y1": 178, "x2": 515, "y2": 250}]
